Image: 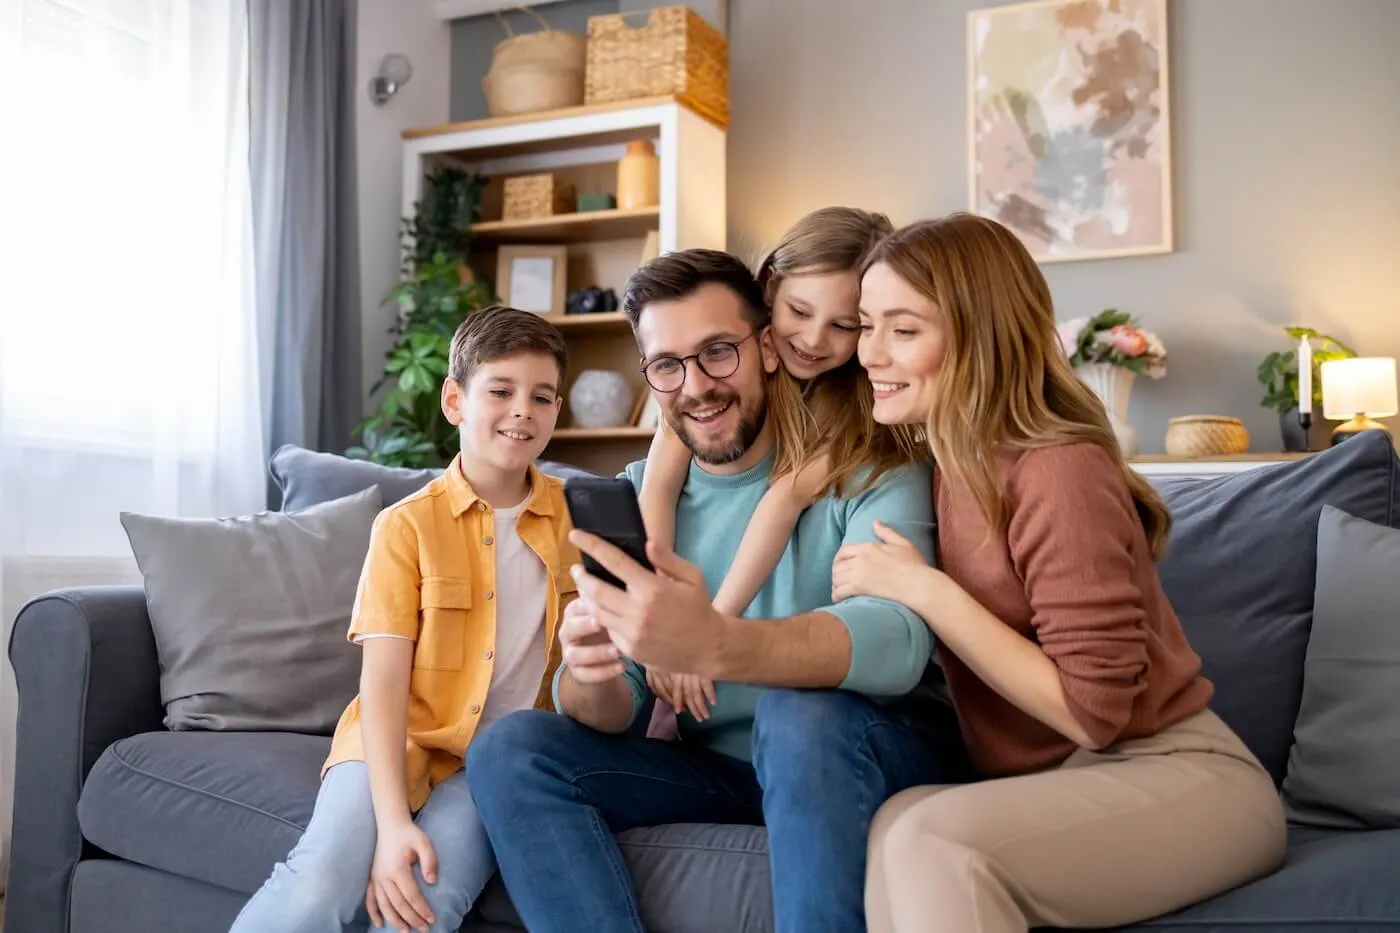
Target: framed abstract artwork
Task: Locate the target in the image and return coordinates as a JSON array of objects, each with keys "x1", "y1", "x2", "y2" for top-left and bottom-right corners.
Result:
[{"x1": 968, "y1": 0, "x2": 1173, "y2": 263}]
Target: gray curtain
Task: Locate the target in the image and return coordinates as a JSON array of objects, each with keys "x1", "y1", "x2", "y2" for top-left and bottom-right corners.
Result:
[{"x1": 249, "y1": 0, "x2": 362, "y2": 488}]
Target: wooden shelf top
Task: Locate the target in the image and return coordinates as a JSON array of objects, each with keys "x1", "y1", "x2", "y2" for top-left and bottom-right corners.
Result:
[
  {"x1": 471, "y1": 207, "x2": 658, "y2": 244},
  {"x1": 549, "y1": 311, "x2": 632, "y2": 332},
  {"x1": 551, "y1": 426, "x2": 654, "y2": 441},
  {"x1": 402, "y1": 95, "x2": 723, "y2": 142}
]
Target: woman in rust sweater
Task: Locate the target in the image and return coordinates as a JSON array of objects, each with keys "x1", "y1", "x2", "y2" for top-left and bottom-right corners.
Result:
[{"x1": 833, "y1": 213, "x2": 1286, "y2": 933}]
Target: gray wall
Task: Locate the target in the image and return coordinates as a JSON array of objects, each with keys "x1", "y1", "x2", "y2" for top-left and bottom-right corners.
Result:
[{"x1": 452, "y1": 0, "x2": 1400, "y2": 452}]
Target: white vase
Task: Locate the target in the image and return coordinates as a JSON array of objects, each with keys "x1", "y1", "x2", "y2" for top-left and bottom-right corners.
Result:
[
  {"x1": 1076, "y1": 362, "x2": 1138, "y2": 458},
  {"x1": 568, "y1": 369, "x2": 634, "y2": 429}
]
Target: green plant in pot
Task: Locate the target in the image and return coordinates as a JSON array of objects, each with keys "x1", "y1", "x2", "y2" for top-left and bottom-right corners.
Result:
[
  {"x1": 348, "y1": 167, "x2": 494, "y2": 468},
  {"x1": 1257, "y1": 326, "x2": 1356, "y2": 452}
]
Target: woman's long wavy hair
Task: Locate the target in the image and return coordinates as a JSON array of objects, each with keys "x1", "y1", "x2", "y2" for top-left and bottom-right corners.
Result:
[
  {"x1": 863, "y1": 212, "x2": 1172, "y2": 558},
  {"x1": 756, "y1": 207, "x2": 923, "y2": 498}
]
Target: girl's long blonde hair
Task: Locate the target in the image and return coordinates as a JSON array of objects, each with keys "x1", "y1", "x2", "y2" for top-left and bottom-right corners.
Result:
[
  {"x1": 863, "y1": 212, "x2": 1172, "y2": 558},
  {"x1": 757, "y1": 206, "x2": 922, "y2": 498}
]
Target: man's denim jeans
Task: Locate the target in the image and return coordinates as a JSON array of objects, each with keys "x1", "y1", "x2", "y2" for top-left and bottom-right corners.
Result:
[{"x1": 467, "y1": 687, "x2": 967, "y2": 933}]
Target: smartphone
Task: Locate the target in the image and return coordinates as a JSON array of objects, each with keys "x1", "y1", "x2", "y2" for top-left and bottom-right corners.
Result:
[{"x1": 562, "y1": 476, "x2": 654, "y2": 589}]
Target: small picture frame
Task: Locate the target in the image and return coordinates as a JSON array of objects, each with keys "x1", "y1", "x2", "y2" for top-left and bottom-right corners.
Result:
[{"x1": 495, "y1": 245, "x2": 567, "y2": 318}]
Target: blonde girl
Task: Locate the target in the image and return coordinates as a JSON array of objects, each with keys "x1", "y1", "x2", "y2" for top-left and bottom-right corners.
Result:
[{"x1": 638, "y1": 206, "x2": 913, "y2": 733}]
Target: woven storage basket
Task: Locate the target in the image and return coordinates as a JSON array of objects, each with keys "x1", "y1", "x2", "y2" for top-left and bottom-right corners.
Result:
[
  {"x1": 584, "y1": 6, "x2": 729, "y2": 127},
  {"x1": 503, "y1": 173, "x2": 574, "y2": 220},
  {"x1": 1164, "y1": 415, "x2": 1250, "y2": 458},
  {"x1": 482, "y1": 7, "x2": 585, "y2": 117}
]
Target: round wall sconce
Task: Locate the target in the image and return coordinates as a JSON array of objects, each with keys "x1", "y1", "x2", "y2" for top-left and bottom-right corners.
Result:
[{"x1": 368, "y1": 53, "x2": 413, "y2": 106}]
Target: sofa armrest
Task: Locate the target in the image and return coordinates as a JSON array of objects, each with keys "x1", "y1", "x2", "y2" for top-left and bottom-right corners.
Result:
[{"x1": 6, "y1": 585, "x2": 163, "y2": 933}]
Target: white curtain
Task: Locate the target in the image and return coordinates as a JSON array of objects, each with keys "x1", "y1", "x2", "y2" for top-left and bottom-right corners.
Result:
[{"x1": 0, "y1": 0, "x2": 265, "y2": 889}]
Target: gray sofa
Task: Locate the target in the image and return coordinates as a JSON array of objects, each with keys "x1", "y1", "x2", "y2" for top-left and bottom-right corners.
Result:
[{"x1": 8, "y1": 435, "x2": 1400, "y2": 933}]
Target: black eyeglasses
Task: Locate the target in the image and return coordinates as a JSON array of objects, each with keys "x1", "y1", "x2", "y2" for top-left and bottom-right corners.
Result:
[{"x1": 640, "y1": 333, "x2": 757, "y2": 393}]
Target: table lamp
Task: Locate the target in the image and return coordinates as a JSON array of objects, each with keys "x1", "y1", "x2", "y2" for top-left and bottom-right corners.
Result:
[{"x1": 1320, "y1": 357, "x2": 1397, "y2": 444}]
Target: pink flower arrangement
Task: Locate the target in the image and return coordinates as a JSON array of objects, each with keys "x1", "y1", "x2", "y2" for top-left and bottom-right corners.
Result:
[{"x1": 1057, "y1": 309, "x2": 1166, "y2": 379}]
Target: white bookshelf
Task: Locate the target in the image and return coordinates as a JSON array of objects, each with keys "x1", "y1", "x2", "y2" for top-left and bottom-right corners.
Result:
[{"x1": 400, "y1": 96, "x2": 727, "y2": 474}]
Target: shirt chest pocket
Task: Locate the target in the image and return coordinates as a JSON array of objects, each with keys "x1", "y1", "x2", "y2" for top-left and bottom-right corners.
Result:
[{"x1": 417, "y1": 577, "x2": 473, "y2": 671}]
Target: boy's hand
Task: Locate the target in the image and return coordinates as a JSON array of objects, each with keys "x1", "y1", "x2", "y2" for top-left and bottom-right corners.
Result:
[{"x1": 367, "y1": 819, "x2": 437, "y2": 933}]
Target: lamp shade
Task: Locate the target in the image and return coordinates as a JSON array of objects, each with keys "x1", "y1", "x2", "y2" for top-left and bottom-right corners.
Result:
[{"x1": 1321, "y1": 357, "x2": 1399, "y2": 419}]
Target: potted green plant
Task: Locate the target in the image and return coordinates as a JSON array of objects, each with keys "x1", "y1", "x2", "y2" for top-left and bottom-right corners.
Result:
[
  {"x1": 1257, "y1": 326, "x2": 1357, "y2": 451},
  {"x1": 348, "y1": 167, "x2": 494, "y2": 468}
]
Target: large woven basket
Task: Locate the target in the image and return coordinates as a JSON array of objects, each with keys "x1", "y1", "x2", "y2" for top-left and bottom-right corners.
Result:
[
  {"x1": 1164, "y1": 415, "x2": 1251, "y2": 458},
  {"x1": 584, "y1": 6, "x2": 729, "y2": 127},
  {"x1": 482, "y1": 7, "x2": 585, "y2": 117}
]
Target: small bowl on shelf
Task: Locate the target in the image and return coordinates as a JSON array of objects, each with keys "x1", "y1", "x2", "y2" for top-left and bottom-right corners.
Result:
[{"x1": 1164, "y1": 415, "x2": 1250, "y2": 458}]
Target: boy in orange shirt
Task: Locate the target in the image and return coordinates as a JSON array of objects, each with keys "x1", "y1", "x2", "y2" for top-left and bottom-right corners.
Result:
[{"x1": 230, "y1": 305, "x2": 579, "y2": 933}]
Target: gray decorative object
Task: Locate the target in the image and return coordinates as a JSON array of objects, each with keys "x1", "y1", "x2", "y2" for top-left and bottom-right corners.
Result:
[{"x1": 568, "y1": 369, "x2": 634, "y2": 428}]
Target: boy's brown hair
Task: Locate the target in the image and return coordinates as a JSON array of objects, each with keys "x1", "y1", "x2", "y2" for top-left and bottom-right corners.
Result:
[{"x1": 447, "y1": 305, "x2": 569, "y2": 389}]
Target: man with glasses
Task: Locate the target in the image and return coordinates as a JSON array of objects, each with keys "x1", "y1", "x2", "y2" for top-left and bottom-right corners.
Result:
[{"x1": 467, "y1": 249, "x2": 964, "y2": 933}]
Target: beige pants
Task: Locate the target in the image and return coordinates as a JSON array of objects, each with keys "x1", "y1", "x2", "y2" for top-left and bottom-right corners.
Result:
[{"x1": 866, "y1": 709, "x2": 1287, "y2": 932}]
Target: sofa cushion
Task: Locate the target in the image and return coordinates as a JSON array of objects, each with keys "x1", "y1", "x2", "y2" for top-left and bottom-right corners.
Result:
[
  {"x1": 78, "y1": 731, "x2": 330, "y2": 895},
  {"x1": 1282, "y1": 505, "x2": 1400, "y2": 830},
  {"x1": 1130, "y1": 825, "x2": 1400, "y2": 930},
  {"x1": 1151, "y1": 432, "x2": 1400, "y2": 785},
  {"x1": 473, "y1": 824, "x2": 773, "y2": 933},
  {"x1": 271, "y1": 444, "x2": 442, "y2": 511},
  {"x1": 270, "y1": 443, "x2": 600, "y2": 512},
  {"x1": 119, "y1": 486, "x2": 381, "y2": 734}
]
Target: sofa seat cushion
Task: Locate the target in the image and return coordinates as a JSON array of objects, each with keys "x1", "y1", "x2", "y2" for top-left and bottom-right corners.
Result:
[
  {"x1": 473, "y1": 824, "x2": 773, "y2": 933},
  {"x1": 1130, "y1": 825, "x2": 1400, "y2": 930},
  {"x1": 78, "y1": 730, "x2": 330, "y2": 895}
]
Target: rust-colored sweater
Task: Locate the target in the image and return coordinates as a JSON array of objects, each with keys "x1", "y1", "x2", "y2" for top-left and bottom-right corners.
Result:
[{"x1": 934, "y1": 442, "x2": 1214, "y2": 777}]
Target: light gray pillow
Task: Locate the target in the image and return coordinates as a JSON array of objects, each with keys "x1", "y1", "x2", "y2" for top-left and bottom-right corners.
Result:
[
  {"x1": 120, "y1": 485, "x2": 383, "y2": 734},
  {"x1": 1282, "y1": 504, "x2": 1400, "y2": 829}
]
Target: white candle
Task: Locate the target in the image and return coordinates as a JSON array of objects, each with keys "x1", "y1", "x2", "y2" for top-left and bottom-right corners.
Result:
[{"x1": 1298, "y1": 336, "x2": 1313, "y2": 415}]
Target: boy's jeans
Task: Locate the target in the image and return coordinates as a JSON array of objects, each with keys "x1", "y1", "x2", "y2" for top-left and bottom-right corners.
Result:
[
  {"x1": 228, "y1": 761, "x2": 494, "y2": 933},
  {"x1": 466, "y1": 687, "x2": 969, "y2": 933}
]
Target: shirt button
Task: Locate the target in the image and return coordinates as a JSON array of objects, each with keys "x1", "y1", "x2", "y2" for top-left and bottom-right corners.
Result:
[
  {"x1": 484, "y1": 649, "x2": 494, "y2": 660},
  {"x1": 484, "y1": 535, "x2": 494, "y2": 546},
  {"x1": 469, "y1": 704, "x2": 481, "y2": 715},
  {"x1": 485, "y1": 590, "x2": 494, "y2": 600}
]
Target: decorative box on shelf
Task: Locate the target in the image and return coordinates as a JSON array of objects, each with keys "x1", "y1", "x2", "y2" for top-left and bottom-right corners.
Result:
[
  {"x1": 584, "y1": 6, "x2": 730, "y2": 128},
  {"x1": 503, "y1": 172, "x2": 574, "y2": 220}
]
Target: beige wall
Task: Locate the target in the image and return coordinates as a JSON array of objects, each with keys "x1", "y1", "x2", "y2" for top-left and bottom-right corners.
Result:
[{"x1": 726, "y1": 0, "x2": 1400, "y2": 452}]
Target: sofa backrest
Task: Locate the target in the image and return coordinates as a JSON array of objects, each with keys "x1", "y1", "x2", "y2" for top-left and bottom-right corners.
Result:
[
  {"x1": 1151, "y1": 431, "x2": 1400, "y2": 786},
  {"x1": 268, "y1": 444, "x2": 600, "y2": 512}
]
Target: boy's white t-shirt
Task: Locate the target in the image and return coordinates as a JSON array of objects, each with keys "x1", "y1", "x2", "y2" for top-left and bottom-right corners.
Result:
[{"x1": 355, "y1": 500, "x2": 548, "y2": 739}]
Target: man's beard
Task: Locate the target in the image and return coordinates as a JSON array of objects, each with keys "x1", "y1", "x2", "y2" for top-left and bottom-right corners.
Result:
[{"x1": 667, "y1": 388, "x2": 767, "y2": 466}]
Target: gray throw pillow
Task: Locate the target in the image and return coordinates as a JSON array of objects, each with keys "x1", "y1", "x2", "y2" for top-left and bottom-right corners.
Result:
[
  {"x1": 119, "y1": 485, "x2": 383, "y2": 734},
  {"x1": 1283, "y1": 504, "x2": 1400, "y2": 829}
]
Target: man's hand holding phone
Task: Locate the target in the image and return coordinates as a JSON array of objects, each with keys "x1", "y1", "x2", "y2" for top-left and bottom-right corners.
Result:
[{"x1": 560, "y1": 596, "x2": 625, "y2": 684}]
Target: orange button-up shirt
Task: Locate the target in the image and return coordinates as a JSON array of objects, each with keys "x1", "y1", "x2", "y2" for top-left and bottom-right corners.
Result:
[{"x1": 323, "y1": 457, "x2": 578, "y2": 811}]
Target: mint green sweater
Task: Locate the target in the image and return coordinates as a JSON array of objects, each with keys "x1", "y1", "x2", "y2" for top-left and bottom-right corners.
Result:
[{"x1": 559, "y1": 452, "x2": 936, "y2": 764}]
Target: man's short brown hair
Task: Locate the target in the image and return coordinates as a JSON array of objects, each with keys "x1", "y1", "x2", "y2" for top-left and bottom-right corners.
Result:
[
  {"x1": 447, "y1": 305, "x2": 568, "y2": 388},
  {"x1": 621, "y1": 248, "x2": 769, "y2": 335}
]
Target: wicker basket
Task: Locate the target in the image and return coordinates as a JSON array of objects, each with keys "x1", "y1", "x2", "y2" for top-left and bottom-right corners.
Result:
[
  {"x1": 584, "y1": 6, "x2": 729, "y2": 127},
  {"x1": 503, "y1": 173, "x2": 574, "y2": 220},
  {"x1": 482, "y1": 7, "x2": 585, "y2": 117},
  {"x1": 1164, "y1": 416, "x2": 1251, "y2": 458}
]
